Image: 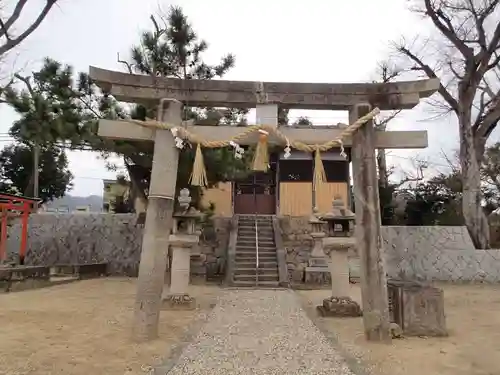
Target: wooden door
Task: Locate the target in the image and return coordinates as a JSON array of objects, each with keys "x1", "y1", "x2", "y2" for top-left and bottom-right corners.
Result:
[{"x1": 234, "y1": 168, "x2": 276, "y2": 215}]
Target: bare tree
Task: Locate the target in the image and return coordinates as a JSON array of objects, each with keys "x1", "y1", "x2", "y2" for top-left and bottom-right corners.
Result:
[
  {"x1": 393, "y1": 0, "x2": 500, "y2": 248},
  {"x1": 373, "y1": 61, "x2": 403, "y2": 187},
  {"x1": 0, "y1": 0, "x2": 58, "y2": 56}
]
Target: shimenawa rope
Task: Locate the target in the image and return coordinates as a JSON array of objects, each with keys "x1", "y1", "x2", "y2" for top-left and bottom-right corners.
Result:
[{"x1": 126, "y1": 108, "x2": 380, "y2": 187}]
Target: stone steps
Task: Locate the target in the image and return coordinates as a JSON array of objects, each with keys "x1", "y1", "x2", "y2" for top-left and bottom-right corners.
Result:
[
  {"x1": 237, "y1": 229, "x2": 273, "y2": 235},
  {"x1": 238, "y1": 223, "x2": 273, "y2": 228},
  {"x1": 231, "y1": 215, "x2": 279, "y2": 288},
  {"x1": 236, "y1": 244, "x2": 276, "y2": 251},
  {"x1": 231, "y1": 280, "x2": 280, "y2": 288},
  {"x1": 238, "y1": 231, "x2": 274, "y2": 241},
  {"x1": 236, "y1": 238, "x2": 275, "y2": 244},
  {"x1": 235, "y1": 250, "x2": 276, "y2": 256},
  {"x1": 237, "y1": 240, "x2": 275, "y2": 247},
  {"x1": 234, "y1": 274, "x2": 278, "y2": 282},
  {"x1": 235, "y1": 255, "x2": 277, "y2": 262},
  {"x1": 236, "y1": 251, "x2": 276, "y2": 257},
  {"x1": 235, "y1": 261, "x2": 278, "y2": 268},
  {"x1": 236, "y1": 248, "x2": 273, "y2": 254},
  {"x1": 234, "y1": 267, "x2": 278, "y2": 275},
  {"x1": 237, "y1": 236, "x2": 275, "y2": 242},
  {"x1": 238, "y1": 225, "x2": 273, "y2": 230},
  {"x1": 238, "y1": 237, "x2": 274, "y2": 243},
  {"x1": 238, "y1": 241, "x2": 274, "y2": 246}
]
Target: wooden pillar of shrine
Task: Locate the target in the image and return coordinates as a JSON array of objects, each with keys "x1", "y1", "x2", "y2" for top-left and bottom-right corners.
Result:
[
  {"x1": 132, "y1": 99, "x2": 182, "y2": 342},
  {"x1": 349, "y1": 103, "x2": 392, "y2": 343}
]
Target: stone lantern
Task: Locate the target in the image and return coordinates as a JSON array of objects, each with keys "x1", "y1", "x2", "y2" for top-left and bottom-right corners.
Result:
[
  {"x1": 163, "y1": 188, "x2": 203, "y2": 310},
  {"x1": 317, "y1": 197, "x2": 361, "y2": 317},
  {"x1": 304, "y1": 208, "x2": 330, "y2": 285}
]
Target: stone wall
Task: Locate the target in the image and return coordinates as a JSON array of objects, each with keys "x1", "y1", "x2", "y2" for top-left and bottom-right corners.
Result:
[
  {"x1": 489, "y1": 221, "x2": 500, "y2": 248},
  {"x1": 6, "y1": 214, "x2": 230, "y2": 279},
  {"x1": 382, "y1": 226, "x2": 500, "y2": 282},
  {"x1": 277, "y1": 216, "x2": 314, "y2": 284},
  {"x1": 279, "y1": 217, "x2": 500, "y2": 283},
  {"x1": 8, "y1": 214, "x2": 500, "y2": 283}
]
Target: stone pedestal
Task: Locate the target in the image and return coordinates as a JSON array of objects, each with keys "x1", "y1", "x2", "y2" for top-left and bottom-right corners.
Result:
[
  {"x1": 388, "y1": 279, "x2": 447, "y2": 337},
  {"x1": 162, "y1": 233, "x2": 198, "y2": 310},
  {"x1": 305, "y1": 232, "x2": 330, "y2": 284},
  {"x1": 305, "y1": 214, "x2": 330, "y2": 285},
  {"x1": 328, "y1": 244, "x2": 351, "y2": 297},
  {"x1": 317, "y1": 237, "x2": 361, "y2": 317}
]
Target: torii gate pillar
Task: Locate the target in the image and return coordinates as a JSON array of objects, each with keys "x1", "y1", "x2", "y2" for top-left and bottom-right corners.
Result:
[
  {"x1": 350, "y1": 103, "x2": 392, "y2": 343},
  {"x1": 132, "y1": 99, "x2": 181, "y2": 342}
]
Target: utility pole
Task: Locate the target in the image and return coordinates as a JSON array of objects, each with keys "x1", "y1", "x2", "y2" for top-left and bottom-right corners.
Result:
[{"x1": 33, "y1": 141, "x2": 40, "y2": 211}]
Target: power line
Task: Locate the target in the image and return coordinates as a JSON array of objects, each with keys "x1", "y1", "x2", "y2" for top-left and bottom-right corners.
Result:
[{"x1": 0, "y1": 140, "x2": 454, "y2": 169}]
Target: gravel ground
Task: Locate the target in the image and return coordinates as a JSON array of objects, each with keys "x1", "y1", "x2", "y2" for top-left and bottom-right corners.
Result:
[
  {"x1": 0, "y1": 279, "x2": 220, "y2": 375},
  {"x1": 300, "y1": 284, "x2": 500, "y2": 375},
  {"x1": 165, "y1": 289, "x2": 355, "y2": 375}
]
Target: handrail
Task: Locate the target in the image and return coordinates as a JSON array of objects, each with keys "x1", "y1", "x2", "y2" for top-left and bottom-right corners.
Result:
[
  {"x1": 225, "y1": 215, "x2": 239, "y2": 286},
  {"x1": 255, "y1": 213, "x2": 259, "y2": 286}
]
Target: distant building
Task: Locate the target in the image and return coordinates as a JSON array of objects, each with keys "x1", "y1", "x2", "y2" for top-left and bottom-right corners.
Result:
[
  {"x1": 102, "y1": 179, "x2": 146, "y2": 213},
  {"x1": 74, "y1": 206, "x2": 91, "y2": 213},
  {"x1": 38, "y1": 205, "x2": 69, "y2": 213}
]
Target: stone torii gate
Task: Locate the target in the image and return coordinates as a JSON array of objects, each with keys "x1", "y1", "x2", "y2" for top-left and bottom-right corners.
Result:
[{"x1": 89, "y1": 66, "x2": 438, "y2": 343}]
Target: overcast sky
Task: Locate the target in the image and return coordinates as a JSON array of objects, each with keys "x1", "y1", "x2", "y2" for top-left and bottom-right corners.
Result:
[{"x1": 1, "y1": 0, "x2": 492, "y2": 197}]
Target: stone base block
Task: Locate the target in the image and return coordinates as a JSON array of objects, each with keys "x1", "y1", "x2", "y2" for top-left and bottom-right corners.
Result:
[
  {"x1": 162, "y1": 294, "x2": 196, "y2": 310},
  {"x1": 316, "y1": 296, "x2": 362, "y2": 317},
  {"x1": 388, "y1": 280, "x2": 448, "y2": 337},
  {"x1": 305, "y1": 266, "x2": 330, "y2": 285},
  {"x1": 308, "y1": 258, "x2": 328, "y2": 268}
]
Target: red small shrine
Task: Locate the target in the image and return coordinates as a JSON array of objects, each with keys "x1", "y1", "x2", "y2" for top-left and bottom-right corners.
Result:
[{"x1": 0, "y1": 192, "x2": 40, "y2": 265}]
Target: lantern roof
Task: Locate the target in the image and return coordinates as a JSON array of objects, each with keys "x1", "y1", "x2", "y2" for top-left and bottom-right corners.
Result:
[{"x1": 319, "y1": 197, "x2": 355, "y2": 221}]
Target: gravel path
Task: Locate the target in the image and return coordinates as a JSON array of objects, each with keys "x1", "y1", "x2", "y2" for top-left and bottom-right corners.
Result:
[{"x1": 165, "y1": 289, "x2": 355, "y2": 375}]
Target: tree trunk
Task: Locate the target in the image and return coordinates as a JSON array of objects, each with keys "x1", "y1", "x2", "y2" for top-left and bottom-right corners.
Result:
[
  {"x1": 377, "y1": 149, "x2": 388, "y2": 188},
  {"x1": 376, "y1": 123, "x2": 388, "y2": 188},
  {"x1": 125, "y1": 163, "x2": 148, "y2": 209},
  {"x1": 458, "y1": 92, "x2": 490, "y2": 249},
  {"x1": 474, "y1": 136, "x2": 486, "y2": 167}
]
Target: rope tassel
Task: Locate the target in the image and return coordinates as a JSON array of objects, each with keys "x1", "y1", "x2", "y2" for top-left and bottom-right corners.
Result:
[
  {"x1": 189, "y1": 144, "x2": 208, "y2": 187},
  {"x1": 313, "y1": 147, "x2": 326, "y2": 188},
  {"x1": 126, "y1": 108, "x2": 382, "y2": 182},
  {"x1": 252, "y1": 129, "x2": 269, "y2": 171}
]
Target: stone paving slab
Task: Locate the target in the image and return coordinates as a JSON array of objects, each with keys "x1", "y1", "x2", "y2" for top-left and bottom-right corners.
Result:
[{"x1": 166, "y1": 289, "x2": 355, "y2": 375}]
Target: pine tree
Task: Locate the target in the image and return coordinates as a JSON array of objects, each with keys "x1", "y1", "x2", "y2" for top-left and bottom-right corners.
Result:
[{"x1": 119, "y1": 6, "x2": 252, "y2": 207}]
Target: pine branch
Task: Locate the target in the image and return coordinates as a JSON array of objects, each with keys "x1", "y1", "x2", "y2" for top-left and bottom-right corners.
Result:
[
  {"x1": 13, "y1": 73, "x2": 34, "y2": 97},
  {"x1": 117, "y1": 52, "x2": 134, "y2": 74}
]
